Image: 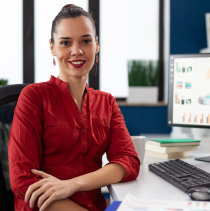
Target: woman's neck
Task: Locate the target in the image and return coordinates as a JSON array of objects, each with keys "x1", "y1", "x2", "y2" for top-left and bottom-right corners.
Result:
[{"x1": 57, "y1": 74, "x2": 88, "y2": 112}]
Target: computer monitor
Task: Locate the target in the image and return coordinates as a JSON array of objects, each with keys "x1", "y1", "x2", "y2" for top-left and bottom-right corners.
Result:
[{"x1": 168, "y1": 54, "x2": 210, "y2": 162}]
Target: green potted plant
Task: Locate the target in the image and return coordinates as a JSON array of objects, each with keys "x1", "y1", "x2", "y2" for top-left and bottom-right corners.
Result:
[
  {"x1": 127, "y1": 60, "x2": 159, "y2": 102},
  {"x1": 0, "y1": 79, "x2": 8, "y2": 85}
]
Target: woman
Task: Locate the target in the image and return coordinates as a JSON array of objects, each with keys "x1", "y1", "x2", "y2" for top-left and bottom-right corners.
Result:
[{"x1": 9, "y1": 4, "x2": 140, "y2": 211}]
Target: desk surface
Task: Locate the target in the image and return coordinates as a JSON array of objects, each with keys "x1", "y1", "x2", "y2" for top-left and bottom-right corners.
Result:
[{"x1": 108, "y1": 136, "x2": 210, "y2": 201}]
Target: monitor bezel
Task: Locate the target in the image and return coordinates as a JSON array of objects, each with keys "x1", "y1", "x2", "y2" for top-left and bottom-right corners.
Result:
[{"x1": 168, "y1": 53, "x2": 210, "y2": 128}]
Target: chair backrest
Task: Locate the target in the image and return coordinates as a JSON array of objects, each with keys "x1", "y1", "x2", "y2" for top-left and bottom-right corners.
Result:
[{"x1": 0, "y1": 84, "x2": 27, "y2": 211}]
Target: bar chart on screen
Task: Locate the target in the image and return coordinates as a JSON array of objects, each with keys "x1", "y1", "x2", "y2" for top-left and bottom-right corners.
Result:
[{"x1": 180, "y1": 112, "x2": 210, "y2": 126}]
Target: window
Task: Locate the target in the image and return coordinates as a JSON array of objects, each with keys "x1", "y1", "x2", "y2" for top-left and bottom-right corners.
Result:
[
  {"x1": 100, "y1": 0, "x2": 159, "y2": 98},
  {"x1": 0, "y1": 0, "x2": 23, "y2": 84}
]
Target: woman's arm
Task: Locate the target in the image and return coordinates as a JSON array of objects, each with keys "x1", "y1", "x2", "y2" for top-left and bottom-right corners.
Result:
[
  {"x1": 26, "y1": 163, "x2": 126, "y2": 210},
  {"x1": 44, "y1": 199, "x2": 88, "y2": 211},
  {"x1": 106, "y1": 95, "x2": 140, "y2": 183},
  {"x1": 9, "y1": 85, "x2": 44, "y2": 210},
  {"x1": 72, "y1": 162, "x2": 126, "y2": 192}
]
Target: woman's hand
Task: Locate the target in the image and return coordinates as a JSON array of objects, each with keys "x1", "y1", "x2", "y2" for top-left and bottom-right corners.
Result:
[{"x1": 25, "y1": 170, "x2": 77, "y2": 211}]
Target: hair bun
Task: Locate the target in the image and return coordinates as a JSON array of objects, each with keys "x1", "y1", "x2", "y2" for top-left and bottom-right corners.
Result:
[{"x1": 62, "y1": 4, "x2": 78, "y2": 9}]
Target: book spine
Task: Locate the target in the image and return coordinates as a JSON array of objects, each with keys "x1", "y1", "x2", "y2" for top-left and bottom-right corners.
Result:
[{"x1": 146, "y1": 145, "x2": 197, "y2": 153}]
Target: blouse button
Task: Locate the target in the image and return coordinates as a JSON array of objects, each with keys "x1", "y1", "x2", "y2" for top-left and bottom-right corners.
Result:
[
  {"x1": 82, "y1": 129, "x2": 86, "y2": 132},
  {"x1": 88, "y1": 204, "x2": 92, "y2": 208}
]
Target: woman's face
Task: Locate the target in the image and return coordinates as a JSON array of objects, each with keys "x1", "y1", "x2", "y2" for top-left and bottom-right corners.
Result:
[{"x1": 50, "y1": 16, "x2": 99, "y2": 80}]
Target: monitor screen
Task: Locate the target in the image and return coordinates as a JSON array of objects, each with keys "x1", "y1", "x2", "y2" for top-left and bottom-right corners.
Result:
[{"x1": 168, "y1": 54, "x2": 210, "y2": 128}]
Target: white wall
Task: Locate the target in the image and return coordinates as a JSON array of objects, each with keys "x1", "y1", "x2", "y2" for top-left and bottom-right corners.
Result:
[
  {"x1": 0, "y1": 0, "x2": 23, "y2": 84},
  {"x1": 100, "y1": 0, "x2": 159, "y2": 97},
  {"x1": 34, "y1": 0, "x2": 88, "y2": 83}
]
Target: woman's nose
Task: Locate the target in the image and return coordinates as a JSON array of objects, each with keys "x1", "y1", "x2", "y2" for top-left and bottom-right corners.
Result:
[{"x1": 71, "y1": 44, "x2": 83, "y2": 56}]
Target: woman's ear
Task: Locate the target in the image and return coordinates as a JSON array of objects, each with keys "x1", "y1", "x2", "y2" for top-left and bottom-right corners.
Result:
[
  {"x1": 96, "y1": 36, "x2": 99, "y2": 54},
  {"x1": 96, "y1": 44, "x2": 100, "y2": 54},
  {"x1": 49, "y1": 39, "x2": 56, "y2": 56}
]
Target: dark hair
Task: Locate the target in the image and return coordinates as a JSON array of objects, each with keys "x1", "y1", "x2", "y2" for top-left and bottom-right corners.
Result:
[{"x1": 51, "y1": 4, "x2": 97, "y2": 44}]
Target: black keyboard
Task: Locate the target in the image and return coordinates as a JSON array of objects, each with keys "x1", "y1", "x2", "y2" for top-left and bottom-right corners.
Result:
[{"x1": 148, "y1": 159, "x2": 210, "y2": 192}]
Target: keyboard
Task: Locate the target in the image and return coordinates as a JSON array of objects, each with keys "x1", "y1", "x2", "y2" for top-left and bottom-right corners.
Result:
[{"x1": 148, "y1": 159, "x2": 210, "y2": 192}]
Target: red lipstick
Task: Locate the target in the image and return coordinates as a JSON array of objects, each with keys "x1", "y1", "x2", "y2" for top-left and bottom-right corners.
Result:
[{"x1": 68, "y1": 60, "x2": 86, "y2": 68}]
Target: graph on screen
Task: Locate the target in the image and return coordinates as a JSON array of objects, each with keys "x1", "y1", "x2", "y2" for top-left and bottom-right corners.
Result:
[{"x1": 169, "y1": 55, "x2": 210, "y2": 127}]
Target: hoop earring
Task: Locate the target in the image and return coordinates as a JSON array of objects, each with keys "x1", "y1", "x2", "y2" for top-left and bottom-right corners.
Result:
[{"x1": 53, "y1": 57, "x2": 56, "y2": 66}]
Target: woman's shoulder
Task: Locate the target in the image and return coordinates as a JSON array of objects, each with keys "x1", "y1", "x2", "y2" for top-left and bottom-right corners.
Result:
[
  {"x1": 87, "y1": 88, "x2": 116, "y2": 106},
  {"x1": 22, "y1": 81, "x2": 54, "y2": 94},
  {"x1": 19, "y1": 81, "x2": 55, "y2": 103},
  {"x1": 88, "y1": 88, "x2": 115, "y2": 99},
  {"x1": 88, "y1": 87, "x2": 112, "y2": 97}
]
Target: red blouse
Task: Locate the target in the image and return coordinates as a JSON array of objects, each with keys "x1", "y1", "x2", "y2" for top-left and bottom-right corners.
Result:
[{"x1": 9, "y1": 76, "x2": 140, "y2": 211}]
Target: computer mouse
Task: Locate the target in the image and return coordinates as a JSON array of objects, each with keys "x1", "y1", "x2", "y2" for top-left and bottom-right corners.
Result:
[{"x1": 187, "y1": 187, "x2": 210, "y2": 201}]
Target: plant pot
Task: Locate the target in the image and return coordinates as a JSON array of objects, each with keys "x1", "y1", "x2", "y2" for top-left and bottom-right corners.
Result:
[{"x1": 127, "y1": 87, "x2": 158, "y2": 103}]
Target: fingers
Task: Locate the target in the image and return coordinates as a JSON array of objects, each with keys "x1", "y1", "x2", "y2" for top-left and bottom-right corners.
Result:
[
  {"x1": 39, "y1": 194, "x2": 56, "y2": 211},
  {"x1": 28, "y1": 185, "x2": 46, "y2": 208},
  {"x1": 26, "y1": 179, "x2": 53, "y2": 209},
  {"x1": 24, "y1": 170, "x2": 59, "y2": 210},
  {"x1": 25, "y1": 179, "x2": 44, "y2": 202},
  {"x1": 25, "y1": 171, "x2": 55, "y2": 207},
  {"x1": 37, "y1": 189, "x2": 50, "y2": 208},
  {"x1": 37, "y1": 189, "x2": 56, "y2": 210},
  {"x1": 31, "y1": 169, "x2": 52, "y2": 178}
]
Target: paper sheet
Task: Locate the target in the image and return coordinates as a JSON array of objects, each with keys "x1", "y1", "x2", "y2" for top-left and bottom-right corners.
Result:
[{"x1": 117, "y1": 194, "x2": 210, "y2": 211}]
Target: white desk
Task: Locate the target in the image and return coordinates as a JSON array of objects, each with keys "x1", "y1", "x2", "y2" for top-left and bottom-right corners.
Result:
[{"x1": 108, "y1": 137, "x2": 210, "y2": 202}]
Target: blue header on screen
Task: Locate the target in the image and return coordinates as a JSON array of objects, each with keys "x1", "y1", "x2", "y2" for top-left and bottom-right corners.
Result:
[{"x1": 170, "y1": 0, "x2": 210, "y2": 54}]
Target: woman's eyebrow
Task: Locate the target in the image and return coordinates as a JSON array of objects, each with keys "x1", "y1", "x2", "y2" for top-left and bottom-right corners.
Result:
[
  {"x1": 81, "y1": 34, "x2": 92, "y2": 38},
  {"x1": 59, "y1": 34, "x2": 92, "y2": 39},
  {"x1": 59, "y1": 37, "x2": 71, "y2": 39}
]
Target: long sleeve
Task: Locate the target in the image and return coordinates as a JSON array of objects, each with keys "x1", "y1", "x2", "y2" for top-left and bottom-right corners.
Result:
[
  {"x1": 8, "y1": 76, "x2": 140, "y2": 211},
  {"x1": 9, "y1": 85, "x2": 43, "y2": 210},
  {"x1": 106, "y1": 96, "x2": 140, "y2": 182}
]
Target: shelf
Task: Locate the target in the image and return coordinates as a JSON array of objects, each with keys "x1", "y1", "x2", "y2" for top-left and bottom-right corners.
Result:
[
  {"x1": 116, "y1": 101, "x2": 167, "y2": 107},
  {"x1": 200, "y1": 48, "x2": 210, "y2": 53}
]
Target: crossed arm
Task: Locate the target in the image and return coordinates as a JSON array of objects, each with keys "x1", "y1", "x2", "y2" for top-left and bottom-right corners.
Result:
[{"x1": 25, "y1": 163, "x2": 126, "y2": 211}]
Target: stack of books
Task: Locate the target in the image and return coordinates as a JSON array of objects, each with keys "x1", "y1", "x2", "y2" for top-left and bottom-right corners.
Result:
[{"x1": 145, "y1": 139, "x2": 200, "y2": 159}]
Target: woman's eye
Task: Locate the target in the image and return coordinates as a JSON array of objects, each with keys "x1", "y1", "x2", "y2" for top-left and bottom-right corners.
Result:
[
  {"x1": 83, "y1": 39, "x2": 91, "y2": 44},
  {"x1": 61, "y1": 41, "x2": 70, "y2": 45}
]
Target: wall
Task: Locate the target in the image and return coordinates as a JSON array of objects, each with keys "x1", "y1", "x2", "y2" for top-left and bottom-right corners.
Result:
[
  {"x1": 170, "y1": 0, "x2": 210, "y2": 54},
  {"x1": 119, "y1": 105, "x2": 172, "y2": 135},
  {"x1": 169, "y1": 0, "x2": 210, "y2": 137}
]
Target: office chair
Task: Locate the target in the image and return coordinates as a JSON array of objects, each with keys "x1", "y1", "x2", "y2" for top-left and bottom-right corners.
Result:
[{"x1": 0, "y1": 84, "x2": 27, "y2": 211}]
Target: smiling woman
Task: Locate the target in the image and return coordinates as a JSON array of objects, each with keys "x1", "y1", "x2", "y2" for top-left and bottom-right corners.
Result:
[
  {"x1": 34, "y1": 1, "x2": 89, "y2": 83},
  {"x1": 49, "y1": 17, "x2": 99, "y2": 83},
  {"x1": 8, "y1": 4, "x2": 140, "y2": 211}
]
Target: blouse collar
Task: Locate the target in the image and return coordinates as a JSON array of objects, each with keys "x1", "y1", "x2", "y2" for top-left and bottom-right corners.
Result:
[{"x1": 49, "y1": 75, "x2": 89, "y2": 91}]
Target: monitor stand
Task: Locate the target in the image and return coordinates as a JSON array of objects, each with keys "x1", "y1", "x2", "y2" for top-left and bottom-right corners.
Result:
[{"x1": 195, "y1": 156, "x2": 210, "y2": 162}]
